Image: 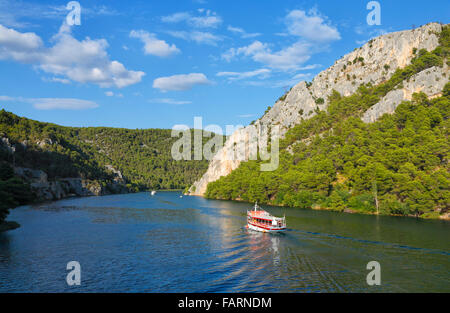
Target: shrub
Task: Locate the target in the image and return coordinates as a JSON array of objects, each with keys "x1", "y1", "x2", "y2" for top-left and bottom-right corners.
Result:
[{"x1": 315, "y1": 98, "x2": 325, "y2": 105}]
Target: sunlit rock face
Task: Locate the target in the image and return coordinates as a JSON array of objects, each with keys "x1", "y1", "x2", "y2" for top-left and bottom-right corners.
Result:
[
  {"x1": 362, "y1": 63, "x2": 448, "y2": 123},
  {"x1": 190, "y1": 23, "x2": 447, "y2": 196}
]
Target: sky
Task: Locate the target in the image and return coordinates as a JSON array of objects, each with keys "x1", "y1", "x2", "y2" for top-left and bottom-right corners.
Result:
[{"x1": 0, "y1": 0, "x2": 448, "y2": 130}]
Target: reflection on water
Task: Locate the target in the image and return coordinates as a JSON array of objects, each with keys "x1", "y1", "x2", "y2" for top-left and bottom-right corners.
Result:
[{"x1": 0, "y1": 191, "x2": 449, "y2": 292}]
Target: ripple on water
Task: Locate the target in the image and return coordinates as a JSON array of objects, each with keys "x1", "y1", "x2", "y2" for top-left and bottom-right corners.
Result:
[{"x1": 1, "y1": 192, "x2": 449, "y2": 292}]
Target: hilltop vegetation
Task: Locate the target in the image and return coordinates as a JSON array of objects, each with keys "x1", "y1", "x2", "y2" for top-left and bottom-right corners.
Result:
[
  {"x1": 0, "y1": 111, "x2": 222, "y2": 225},
  {"x1": 205, "y1": 26, "x2": 450, "y2": 219},
  {"x1": 0, "y1": 111, "x2": 218, "y2": 189}
]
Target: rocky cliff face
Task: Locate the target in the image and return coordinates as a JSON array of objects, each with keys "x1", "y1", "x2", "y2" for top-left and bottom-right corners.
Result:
[
  {"x1": 14, "y1": 166, "x2": 129, "y2": 201},
  {"x1": 362, "y1": 63, "x2": 448, "y2": 122},
  {"x1": 1, "y1": 132, "x2": 131, "y2": 201},
  {"x1": 190, "y1": 23, "x2": 448, "y2": 196}
]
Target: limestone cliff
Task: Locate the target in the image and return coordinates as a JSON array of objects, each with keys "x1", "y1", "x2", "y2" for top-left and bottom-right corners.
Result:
[
  {"x1": 14, "y1": 165, "x2": 129, "y2": 201},
  {"x1": 190, "y1": 23, "x2": 448, "y2": 196},
  {"x1": 1, "y1": 134, "x2": 130, "y2": 201}
]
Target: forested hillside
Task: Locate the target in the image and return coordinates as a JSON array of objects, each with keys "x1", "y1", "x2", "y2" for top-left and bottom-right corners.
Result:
[
  {"x1": 205, "y1": 26, "x2": 450, "y2": 219},
  {"x1": 0, "y1": 110, "x2": 218, "y2": 189},
  {"x1": 0, "y1": 111, "x2": 222, "y2": 225}
]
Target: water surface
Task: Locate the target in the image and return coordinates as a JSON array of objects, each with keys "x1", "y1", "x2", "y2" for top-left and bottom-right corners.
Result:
[{"x1": 0, "y1": 192, "x2": 449, "y2": 292}]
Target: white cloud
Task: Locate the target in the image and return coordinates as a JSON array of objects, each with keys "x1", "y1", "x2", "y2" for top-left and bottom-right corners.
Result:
[
  {"x1": 32, "y1": 98, "x2": 99, "y2": 110},
  {"x1": 130, "y1": 30, "x2": 180, "y2": 57},
  {"x1": 222, "y1": 40, "x2": 312, "y2": 71},
  {"x1": 104, "y1": 91, "x2": 123, "y2": 97},
  {"x1": 162, "y1": 10, "x2": 222, "y2": 28},
  {"x1": 253, "y1": 41, "x2": 312, "y2": 71},
  {"x1": 272, "y1": 73, "x2": 314, "y2": 88},
  {"x1": 285, "y1": 9, "x2": 340, "y2": 42},
  {"x1": 297, "y1": 64, "x2": 322, "y2": 70},
  {"x1": 42, "y1": 77, "x2": 71, "y2": 84},
  {"x1": 190, "y1": 15, "x2": 221, "y2": 28},
  {"x1": 354, "y1": 25, "x2": 388, "y2": 37},
  {"x1": 222, "y1": 41, "x2": 268, "y2": 62},
  {"x1": 149, "y1": 98, "x2": 192, "y2": 105},
  {"x1": 237, "y1": 114, "x2": 255, "y2": 118},
  {"x1": 0, "y1": 23, "x2": 145, "y2": 88},
  {"x1": 243, "y1": 72, "x2": 314, "y2": 89},
  {"x1": 0, "y1": 95, "x2": 99, "y2": 110},
  {"x1": 153, "y1": 73, "x2": 211, "y2": 92},
  {"x1": 291, "y1": 73, "x2": 313, "y2": 80},
  {"x1": 161, "y1": 12, "x2": 191, "y2": 23},
  {"x1": 0, "y1": 1, "x2": 118, "y2": 29},
  {"x1": 227, "y1": 26, "x2": 261, "y2": 38},
  {"x1": 217, "y1": 68, "x2": 271, "y2": 81},
  {"x1": 0, "y1": 24, "x2": 43, "y2": 62},
  {"x1": 221, "y1": 9, "x2": 339, "y2": 72},
  {"x1": 167, "y1": 30, "x2": 221, "y2": 46}
]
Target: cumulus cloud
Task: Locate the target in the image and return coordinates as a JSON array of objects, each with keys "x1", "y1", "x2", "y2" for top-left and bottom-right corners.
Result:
[
  {"x1": 222, "y1": 40, "x2": 312, "y2": 71},
  {"x1": 0, "y1": 24, "x2": 43, "y2": 61},
  {"x1": 167, "y1": 30, "x2": 222, "y2": 46},
  {"x1": 285, "y1": 9, "x2": 341, "y2": 42},
  {"x1": 153, "y1": 73, "x2": 211, "y2": 92},
  {"x1": 221, "y1": 9, "x2": 340, "y2": 72},
  {"x1": 221, "y1": 41, "x2": 268, "y2": 62},
  {"x1": 162, "y1": 10, "x2": 222, "y2": 28},
  {"x1": 162, "y1": 10, "x2": 222, "y2": 46},
  {"x1": 254, "y1": 41, "x2": 313, "y2": 71},
  {"x1": 217, "y1": 68, "x2": 271, "y2": 81},
  {"x1": 130, "y1": 30, "x2": 180, "y2": 57},
  {"x1": 0, "y1": 23, "x2": 145, "y2": 88}
]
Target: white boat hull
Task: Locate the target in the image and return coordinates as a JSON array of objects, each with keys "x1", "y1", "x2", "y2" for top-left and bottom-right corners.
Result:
[{"x1": 247, "y1": 222, "x2": 286, "y2": 233}]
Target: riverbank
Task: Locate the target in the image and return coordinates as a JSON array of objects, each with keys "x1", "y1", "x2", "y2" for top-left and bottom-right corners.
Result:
[
  {"x1": 0, "y1": 188, "x2": 188, "y2": 233},
  {"x1": 0, "y1": 221, "x2": 20, "y2": 232},
  {"x1": 202, "y1": 195, "x2": 450, "y2": 221}
]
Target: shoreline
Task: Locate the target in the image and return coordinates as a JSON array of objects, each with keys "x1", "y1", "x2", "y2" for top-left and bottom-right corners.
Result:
[
  {"x1": 0, "y1": 188, "x2": 186, "y2": 232},
  {"x1": 198, "y1": 195, "x2": 450, "y2": 221},
  {"x1": 0, "y1": 221, "x2": 20, "y2": 233}
]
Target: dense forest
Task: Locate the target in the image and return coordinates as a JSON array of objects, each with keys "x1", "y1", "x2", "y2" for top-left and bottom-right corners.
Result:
[
  {"x1": 205, "y1": 26, "x2": 450, "y2": 219},
  {"x1": 0, "y1": 111, "x2": 223, "y2": 225}
]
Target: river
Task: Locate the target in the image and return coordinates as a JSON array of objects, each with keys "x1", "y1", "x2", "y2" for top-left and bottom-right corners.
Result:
[{"x1": 0, "y1": 191, "x2": 449, "y2": 292}]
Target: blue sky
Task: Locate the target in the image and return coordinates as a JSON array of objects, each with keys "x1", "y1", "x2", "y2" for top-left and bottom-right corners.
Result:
[{"x1": 0, "y1": 0, "x2": 448, "y2": 130}]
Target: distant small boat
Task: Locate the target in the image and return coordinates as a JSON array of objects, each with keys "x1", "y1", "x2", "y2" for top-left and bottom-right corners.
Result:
[
  {"x1": 151, "y1": 190, "x2": 156, "y2": 196},
  {"x1": 247, "y1": 202, "x2": 286, "y2": 233}
]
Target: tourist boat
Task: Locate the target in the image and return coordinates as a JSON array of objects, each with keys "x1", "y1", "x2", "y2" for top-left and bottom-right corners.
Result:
[{"x1": 247, "y1": 202, "x2": 286, "y2": 233}]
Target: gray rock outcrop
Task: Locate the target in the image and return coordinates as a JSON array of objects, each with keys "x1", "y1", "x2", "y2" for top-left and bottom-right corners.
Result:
[
  {"x1": 362, "y1": 64, "x2": 448, "y2": 123},
  {"x1": 13, "y1": 166, "x2": 129, "y2": 201}
]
